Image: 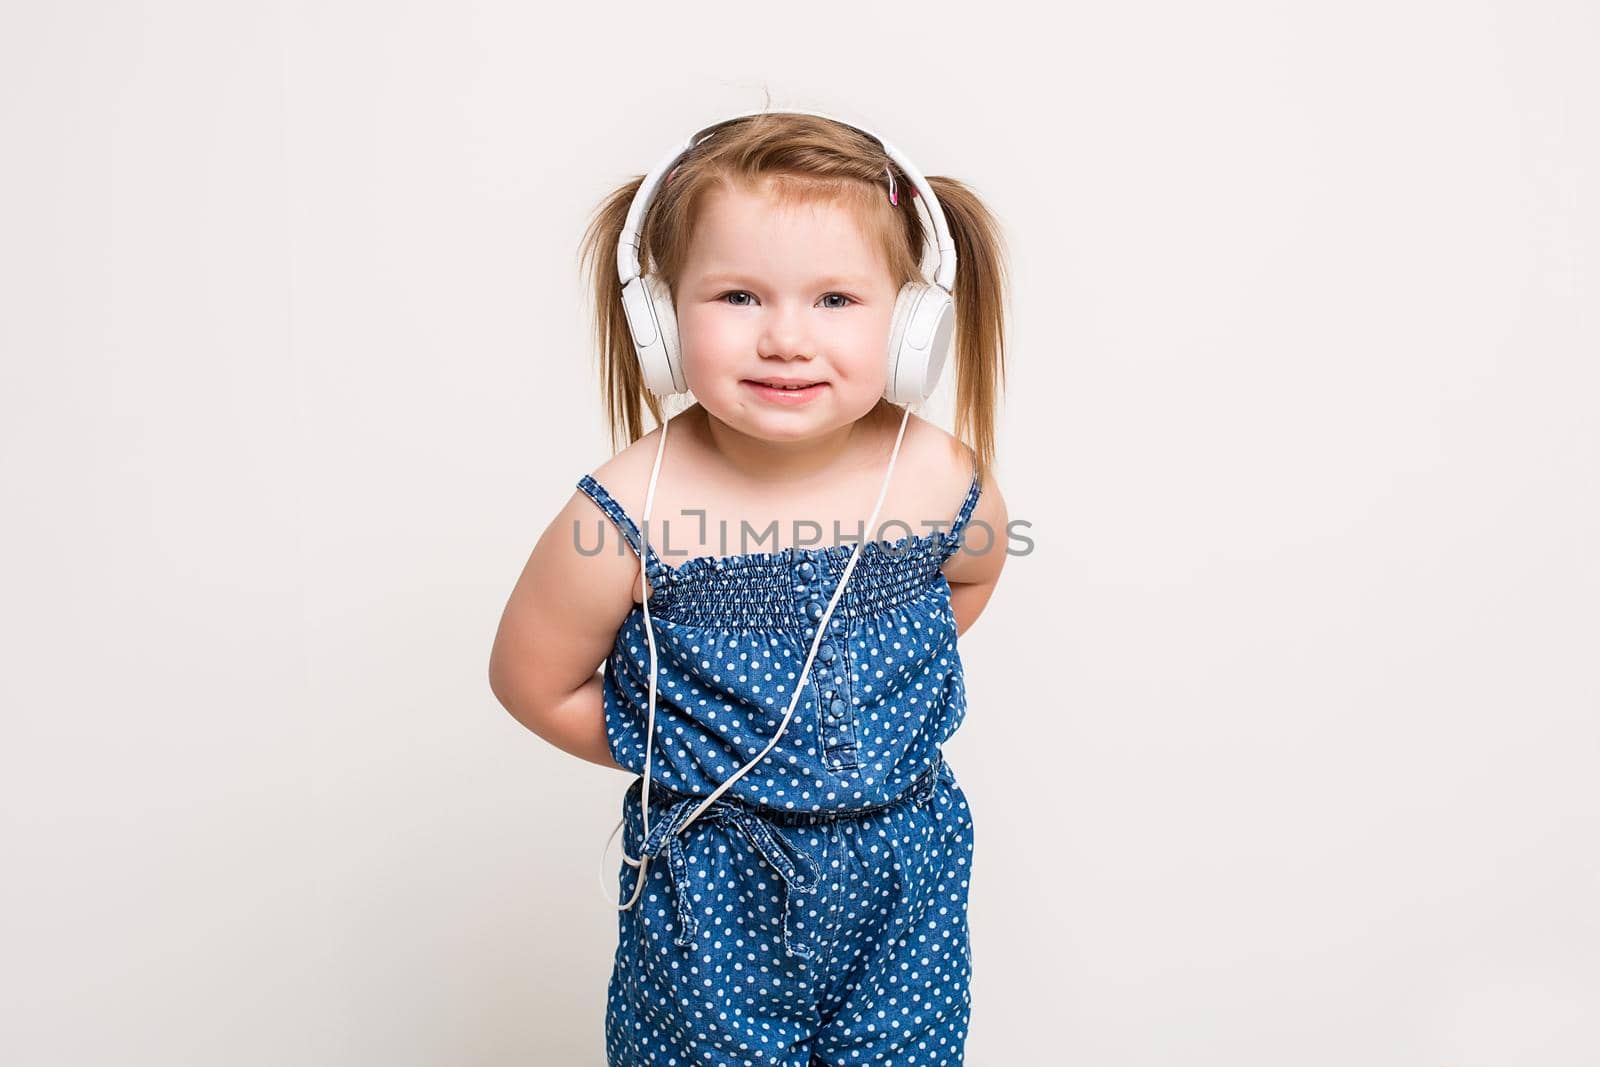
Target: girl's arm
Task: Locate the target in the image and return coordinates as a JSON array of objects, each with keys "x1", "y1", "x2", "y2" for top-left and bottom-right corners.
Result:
[
  {"x1": 489, "y1": 488, "x2": 641, "y2": 773},
  {"x1": 509, "y1": 670, "x2": 621, "y2": 771},
  {"x1": 941, "y1": 466, "x2": 1009, "y2": 637}
]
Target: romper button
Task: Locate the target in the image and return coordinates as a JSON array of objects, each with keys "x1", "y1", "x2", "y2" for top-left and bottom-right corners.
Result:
[
  {"x1": 818, "y1": 643, "x2": 836, "y2": 662},
  {"x1": 797, "y1": 561, "x2": 817, "y2": 581},
  {"x1": 806, "y1": 600, "x2": 826, "y2": 621},
  {"x1": 829, "y1": 698, "x2": 847, "y2": 716}
]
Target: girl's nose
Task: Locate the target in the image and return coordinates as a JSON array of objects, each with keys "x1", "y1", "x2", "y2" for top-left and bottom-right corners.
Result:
[{"x1": 757, "y1": 310, "x2": 812, "y2": 359}]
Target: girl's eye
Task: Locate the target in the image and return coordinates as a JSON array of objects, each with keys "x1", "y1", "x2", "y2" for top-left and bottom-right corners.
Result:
[{"x1": 717, "y1": 291, "x2": 856, "y2": 309}]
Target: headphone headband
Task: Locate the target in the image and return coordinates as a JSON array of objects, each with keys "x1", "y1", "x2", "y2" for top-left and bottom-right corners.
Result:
[{"x1": 615, "y1": 108, "x2": 957, "y2": 293}]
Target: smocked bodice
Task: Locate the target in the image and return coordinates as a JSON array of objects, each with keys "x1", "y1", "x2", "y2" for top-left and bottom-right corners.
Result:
[{"x1": 576, "y1": 462, "x2": 980, "y2": 815}]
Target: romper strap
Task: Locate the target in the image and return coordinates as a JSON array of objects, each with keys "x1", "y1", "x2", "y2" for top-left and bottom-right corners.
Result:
[
  {"x1": 940, "y1": 448, "x2": 983, "y2": 563},
  {"x1": 576, "y1": 474, "x2": 670, "y2": 582}
]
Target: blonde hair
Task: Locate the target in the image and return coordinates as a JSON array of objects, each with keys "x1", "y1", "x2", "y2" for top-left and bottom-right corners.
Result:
[{"x1": 577, "y1": 104, "x2": 1012, "y2": 484}]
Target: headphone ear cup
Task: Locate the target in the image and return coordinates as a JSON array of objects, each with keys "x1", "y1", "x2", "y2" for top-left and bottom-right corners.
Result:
[
  {"x1": 886, "y1": 283, "x2": 923, "y2": 401},
  {"x1": 885, "y1": 282, "x2": 955, "y2": 404},
  {"x1": 643, "y1": 273, "x2": 681, "y2": 378},
  {"x1": 635, "y1": 272, "x2": 686, "y2": 396}
]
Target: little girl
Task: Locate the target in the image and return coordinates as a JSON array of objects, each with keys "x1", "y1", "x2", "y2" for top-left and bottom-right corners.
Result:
[{"x1": 490, "y1": 106, "x2": 1011, "y2": 1066}]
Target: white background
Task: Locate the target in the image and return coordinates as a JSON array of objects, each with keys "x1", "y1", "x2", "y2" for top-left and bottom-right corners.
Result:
[{"x1": 2, "y1": 1, "x2": 1596, "y2": 1064}]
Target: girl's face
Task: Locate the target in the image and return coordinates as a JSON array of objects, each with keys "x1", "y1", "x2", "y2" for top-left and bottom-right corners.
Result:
[{"x1": 675, "y1": 182, "x2": 900, "y2": 443}]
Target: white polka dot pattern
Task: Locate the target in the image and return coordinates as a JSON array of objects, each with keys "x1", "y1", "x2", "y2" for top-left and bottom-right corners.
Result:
[
  {"x1": 607, "y1": 757, "x2": 976, "y2": 1064},
  {"x1": 576, "y1": 469, "x2": 981, "y2": 816},
  {"x1": 576, "y1": 460, "x2": 983, "y2": 1064}
]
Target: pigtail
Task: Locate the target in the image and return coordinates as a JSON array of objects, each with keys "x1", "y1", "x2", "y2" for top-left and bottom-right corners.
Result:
[
  {"x1": 924, "y1": 175, "x2": 1012, "y2": 487},
  {"x1": 576, "y1": 176, "x2": 668, "y2": 454}
]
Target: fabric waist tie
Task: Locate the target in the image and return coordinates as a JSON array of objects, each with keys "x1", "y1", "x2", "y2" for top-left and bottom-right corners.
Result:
[{"x1": 633, "y1": 752, "x2": 945, "y2": 960}]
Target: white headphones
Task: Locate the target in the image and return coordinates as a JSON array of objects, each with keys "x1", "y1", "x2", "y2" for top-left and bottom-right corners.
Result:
[
  {"x1": 600, "y1": 108, "x2": 959, "y2": 912},
  {"x1": 615, "y1": 107, "x2": 959, "y2": 403}
]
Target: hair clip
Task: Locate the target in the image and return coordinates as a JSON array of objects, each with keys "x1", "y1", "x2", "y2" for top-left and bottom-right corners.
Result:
[
  {"x1": 666, "y1": 165, "x2": 680, "y2": 184},
  {"x1": 885, "y1": 165, "x2": 897, "y2": 206}
]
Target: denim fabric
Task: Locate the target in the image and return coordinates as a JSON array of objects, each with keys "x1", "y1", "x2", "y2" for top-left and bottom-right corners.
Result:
[
  {"x1": 576, "y1": 457, "x2": 983, "y2": 1064},
  {"x1": 575, "y1": 462, "x2": 980, "y2": 814},
  {"x1": 606, "y1": 754, "x2": 975, "y2": 1065}
]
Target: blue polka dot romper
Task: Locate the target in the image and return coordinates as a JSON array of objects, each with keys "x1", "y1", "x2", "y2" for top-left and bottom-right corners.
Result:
[{"x1": 577, "y1": 450, "x2": 982, "y2": 1067}]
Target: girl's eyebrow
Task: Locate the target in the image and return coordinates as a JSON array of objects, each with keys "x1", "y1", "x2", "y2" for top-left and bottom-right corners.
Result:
[{"x1": 698, "y1": 271, "x2": 874, "y2": 289}]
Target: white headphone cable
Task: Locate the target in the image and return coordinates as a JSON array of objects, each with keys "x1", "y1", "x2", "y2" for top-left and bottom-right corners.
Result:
[{"x1": 599, "y1": 400, "x2": 919, "y2": 907}]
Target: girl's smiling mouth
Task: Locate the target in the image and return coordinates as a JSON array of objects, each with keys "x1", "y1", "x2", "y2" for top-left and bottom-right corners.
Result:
[{"x1": 742, "y1": 378, "x2": 828, "y2": 404}]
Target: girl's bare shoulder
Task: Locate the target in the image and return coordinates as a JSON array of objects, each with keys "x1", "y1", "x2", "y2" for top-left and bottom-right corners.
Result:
[
  {"x1": 584, "y1": 403, "x2": 716, "y2": 507},
  {"x1": 899, "y1": 410, "x2": 982, "y2": 523},
  {"x1": 585, "y1": 422, "x2": 670, "y2": 518},
  {"x1": 488, "y1": 435, "x2": 662, "y2": 709},
  {"x1": 900, "y1": 414, "x2": 1007, "y2": 586}
]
